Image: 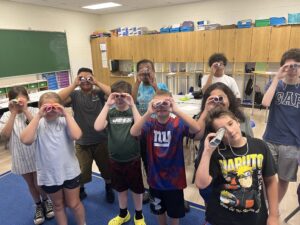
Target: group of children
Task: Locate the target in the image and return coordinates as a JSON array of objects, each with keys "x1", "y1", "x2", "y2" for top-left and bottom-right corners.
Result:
[{"x1": 0, "y1": 48, "x2": 299, "y2": 225}]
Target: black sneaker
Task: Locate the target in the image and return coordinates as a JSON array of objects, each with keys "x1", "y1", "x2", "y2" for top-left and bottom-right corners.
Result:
[
  {"x1": 80, "y1": 186, "x2": 87, "y2": 200},
  {"x1": 105, "y1": 186, "x2": 115, "y2": 204},
  {"x1": 43, "y1": 199, "x2": 54, "y2": 219},
  {"x1": 142, "y1": 191, "x2": 150, "y2": 204},
  {"x1": 184, "y1": 200, "x2": 190, "y2": 213},
  {"x1": 34, "y1": 204, "x2": 45, "y2": 225}
]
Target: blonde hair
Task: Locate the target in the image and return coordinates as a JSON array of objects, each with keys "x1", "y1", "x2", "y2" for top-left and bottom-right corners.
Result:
[{"x1": 38, "y1": 92, "x2": 62, "y2": 107}]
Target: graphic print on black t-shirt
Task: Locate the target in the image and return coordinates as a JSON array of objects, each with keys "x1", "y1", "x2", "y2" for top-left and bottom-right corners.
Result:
[{"x1": 218, "y1": 153, "x2": 264, "y2": 213}]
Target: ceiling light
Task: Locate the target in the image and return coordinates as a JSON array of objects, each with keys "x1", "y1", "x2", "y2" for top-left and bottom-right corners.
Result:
[{"x1": 82, "y1": 2, "x2": 121, "y2": 10}]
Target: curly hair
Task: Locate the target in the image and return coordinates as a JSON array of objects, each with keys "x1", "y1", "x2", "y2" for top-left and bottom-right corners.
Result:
[
  {"x1": 208, "y1": 53, "x2": 228, "y2": 67},
  {"x1": 280, "y1": 48, "x2": 300, "y2": 66}
]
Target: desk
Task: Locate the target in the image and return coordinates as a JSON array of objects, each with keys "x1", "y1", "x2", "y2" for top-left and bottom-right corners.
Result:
[{"x1": 173, "y1": 95, "x2": 201, "y2": 117}]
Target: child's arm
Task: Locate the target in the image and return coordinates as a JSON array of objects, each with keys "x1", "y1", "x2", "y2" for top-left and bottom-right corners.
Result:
[
  {"x1": 262, "y1": 64, "x2": 288, "y2": 107},
  {"x1": 130, "y1": 100, "x2": 155, "y2": 136},
  {"x1": 264, "y1": 175, "x2": 279, "y2": 225},
  {"x1": 170, "y1": 98, "x2": 200, "y2": 134},
  {"x1": 58, "y1": 76, "x2": 81, "y2": 103},
  {"x1": 20, "y1": 106, "x2": 46, "y2": 145},
  {"x1": 0, "y1": 110, "x2": 17, "y2": 139},
  {"x1": 125, "y1": 94, "x2": 141, "y2": 122},
  {"x1": 64, "y1": 111, "x2": 82, "y2": 140},
  {"x1": 195, "y1": 133, "x2": 217, "y2": 189},
  {"x1": 94, "y1": 93, "x2": 118, "y2": 131},
  {"x1": 93, "y1": 79, "x2": 111, "y2": 96}
]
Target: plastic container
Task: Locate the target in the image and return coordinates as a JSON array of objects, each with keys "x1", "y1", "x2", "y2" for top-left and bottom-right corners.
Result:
[
  {"x1": 270, "y1": 17, "x2": 286, "y2": 26},
  {"x1": 38, "y1": 81, "x2": 48, "y2": 88},
  {"x1": 288, "y1": 13, "x2": 300, "y2": 24},
  {"x1": 237, "y1": 19, "x2": 252, "y2": 28},
  {"x1": 255, "y1": 19, "x2": 270, "y2": 27},
  {"x1": 28, "y1": 83, "x2": 38, "y2": 89},
  {"x1": 0, "y1": 88, "x2": 6, "y2": 95},
  {"x1": 160, "y1": 27, "x2": 170, "y2": 33}
]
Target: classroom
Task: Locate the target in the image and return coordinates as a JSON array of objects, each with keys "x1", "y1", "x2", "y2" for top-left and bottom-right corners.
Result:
[{"x1": 0, "y1": 1, "x2": 300, "y2": 225}]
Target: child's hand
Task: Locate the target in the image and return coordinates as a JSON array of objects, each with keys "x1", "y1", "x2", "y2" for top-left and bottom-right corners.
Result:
[
  {"x1": 204, "y1": 96, "x2": 219, "y2": 112},
  {"x1": 38, "y1": 104, "x2": 48, "y2": 117},
  {"x1": 276, "y1": 64, "x2": 290, "y2": 80},
  {"x1": 123, "y1": 93, "x2": 134, "y2": 107},
  {"x1": 204, "y1": 133, "x2": 218, "y2": 155},
  {"x1": 168, "y1": 97, "x2": 179, "y2": 113},
  {"x1": 106, "y1": 93, "x2": 117, "y2": 106},
  {"x1": 52, "y1": 103, "x2": 66, "y2": 116},
  {"x1": 73, "y1": 76, "x2": 82, "y2": 87},
  {"x1": 147, "y1": 99, "x2": 156, "y2": 115},
  {"x1": 210, "y1": 62, "x2": 220, "y2": 75},
  {"x1": 8, "y1": 100, "x2": 18, "y2": 115}
]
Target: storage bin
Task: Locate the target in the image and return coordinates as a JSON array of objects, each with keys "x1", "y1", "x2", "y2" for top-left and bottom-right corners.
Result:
[
  {"x1": 270, "y1": 17, "x2": 286, "y2": 26},
  {"x1": 180, "y1": 26, "x2": 194, "y2": 32},
  {"x1": 0, "y1": 88, "x2": 6, "y2": 95},
  {"x1": 288, "y1": 13, "x2": 300, "y2": 24},
  {"x1": 220, "y1": 24, "x2": 237, "y2": 29},
  {"x1": 38, "y1": 81, "x2": 48, "y2": 88},
  {"x1": 255, "y1": 19, "x2": 270, "y2": 27},
  {"x1": 28, "y1": 83, "x2": 38, "y2": 89},
  {"x1": 160, "y1": 27, "x2": 170, "y2": 33},
  {"x1": 237, "y1": 19, "x2": 252, "y2": 28},
  {"x1": 170, "y1": 27, "x2": 180, "y2": 33}
]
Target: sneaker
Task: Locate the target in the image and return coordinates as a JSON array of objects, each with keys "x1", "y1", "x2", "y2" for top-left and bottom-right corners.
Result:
[
  {"x1": 34, "y1": 204, "x2": 45, "y2": 225},
  {"x1": 184, "y1": 200, "x2": 190, "y2": 213},
  {"x1": 134, "y1": 215, "x2": 146, "y2": 225},
  {"x1": 105, "y1": 186, "x2": 115, "y2": 204},
  {"x1": 79, "y1": 186, "x2": 87, "y2": 200},
  {"x1": 108, "y1": 211, "x2": 131, "y2": 225},
  {"x1": 43, "y1": 199, "x2": 55, "y2": 219},
  {"x1": 142, "y1": 191, "x2": 150, "y2": 204}
]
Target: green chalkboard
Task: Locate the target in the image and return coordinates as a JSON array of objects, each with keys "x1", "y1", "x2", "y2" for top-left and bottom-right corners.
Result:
[{"x1": 0, "y1": 30, "x2": 70, "y2": 77}]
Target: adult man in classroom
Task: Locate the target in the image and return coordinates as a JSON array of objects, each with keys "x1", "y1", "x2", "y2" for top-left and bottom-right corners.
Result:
[
  {"x1": 201, "y1": 53, "x2": 241, "y2": 99},
  {"x1": 58, "y1": 67, "x2": 115, "y2": 203}
]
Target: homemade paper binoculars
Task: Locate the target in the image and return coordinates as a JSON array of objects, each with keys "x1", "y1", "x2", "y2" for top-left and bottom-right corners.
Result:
[
  {"x1": 212, "y1": 96, "x2": 223, "y2": 104},
  {"x1": 209, "y1": 127, "x2": 225, "y2": 148},
  {"x1": 79, "y1": 76, "x2": 93, "y2": 83},
  {"x1": 153, "y1": 100, "x2": 171, "y2": 110}
]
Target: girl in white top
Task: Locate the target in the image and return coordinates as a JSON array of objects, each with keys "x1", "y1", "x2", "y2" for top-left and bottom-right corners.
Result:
[
  {"x1": 0, "y1": 86, "x2": 54, "y2": 225},
  {"x1": 21, "y1": 92, "x2": 86, "y2": 225}
]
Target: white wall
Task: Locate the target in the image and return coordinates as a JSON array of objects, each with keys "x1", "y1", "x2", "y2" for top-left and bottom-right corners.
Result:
[
  {"x1": 97, "y1": 0, "x2": 300, "y2": 30},
  {"x1": 0, "y1": 1, "x2": 99, "y2": 85}
]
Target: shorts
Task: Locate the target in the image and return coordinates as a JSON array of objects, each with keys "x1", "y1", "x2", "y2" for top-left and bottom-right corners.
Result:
[
  {"x1": 266, "y1": 142, "x2": 300, "y2": 182},
  {"x1": 75, "y1": 142, "x2": 111, "y2": 184},
  {"x1": 149, "y1": 188, "x2": 185, "y2": 218},
  {"x1": 41, "y1": 175, "x2": 80, "y2": 194},
  {"x1": 110, "y1": 158, "x2": 144, "y2": 194}
]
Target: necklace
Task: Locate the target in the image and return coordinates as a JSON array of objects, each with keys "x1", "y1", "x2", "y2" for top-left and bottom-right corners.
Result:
[{"x1": 217, "y1": 138, "x2": 249, "y2": 159}]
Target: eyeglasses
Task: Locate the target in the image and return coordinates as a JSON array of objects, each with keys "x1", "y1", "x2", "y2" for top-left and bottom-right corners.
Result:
[{"x1": 212, "y1": 96, "x2": 223, "y2": 104}]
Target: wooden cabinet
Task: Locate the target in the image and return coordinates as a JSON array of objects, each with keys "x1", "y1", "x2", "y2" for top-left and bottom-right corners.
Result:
[
  {"x1": 289, "y1": 25, "x2": 300, "y2": 49},
  {"x1": 268, "y1": 26, "x2": 291, "y2": 62},
  {"x1": 219, "y1": 29, "x2": 236, "y2": 62},
  {"x1": 250, "y1": 27, "x2": 271, "y2": 62},
  {"x1": 234, "y1": 28, "x2": 253, "y2": 62},
  {"x1": 90, "y1": 37, "x2": 110, "y2": 85},
  {"x1": 204, "y1": 30, "x2": 220, "y2": 62},
  {"x1": 177, "y1": 31, "x2": 204, "y2": 62},
  {"x1": 110, "y1": 36, "x2": 133, "y2": 60},
  {"x1": 132, "y1": 35, "x2": 155, "y2": 62},
  {"x1": 154, "y1": 33, "x2": 177, "y2": 62}
]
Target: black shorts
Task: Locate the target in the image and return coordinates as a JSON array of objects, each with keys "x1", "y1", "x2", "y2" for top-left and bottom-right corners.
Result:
[
  {"x1": 110, "y1": 158, "x2": 144, "y2": 194},
  {"x1": 41, "y1": 175, "x2": 81, "y2": 194},
  {"x1": 149, "y1": 188, "x2": 185, "y2": 218}
]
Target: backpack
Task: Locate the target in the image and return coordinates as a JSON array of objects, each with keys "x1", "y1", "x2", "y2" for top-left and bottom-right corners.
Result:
[{"x1": 245, "y1": 77, "x2": 253, "y2": 96}]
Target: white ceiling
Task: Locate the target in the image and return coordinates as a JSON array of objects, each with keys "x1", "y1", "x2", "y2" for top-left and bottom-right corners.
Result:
[{"x1": 9, "y1": 0, "x2": 205, "y2": 15}]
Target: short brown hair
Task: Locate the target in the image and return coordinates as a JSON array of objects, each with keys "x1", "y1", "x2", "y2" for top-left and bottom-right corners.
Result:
[
  {"x1": 280, "y1": 48, "x2": 300, "y2": 66},
  {"x1": 111, "y1": 80, "x2": 132, "y2": 94},
  {"x1": 154, "y1": 90, "x2": 172, "y2": 98},
  {"x1": 136, "y1": 59, "x2": 155, "y2": 72},
  {"x1": 8, "y1": 86, "x2": 29, "y2": 101}
]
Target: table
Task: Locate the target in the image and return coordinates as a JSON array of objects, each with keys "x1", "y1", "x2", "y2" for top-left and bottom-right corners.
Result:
[{"x1": 173, "y1": 95, "x2": 201, "y2": 117}]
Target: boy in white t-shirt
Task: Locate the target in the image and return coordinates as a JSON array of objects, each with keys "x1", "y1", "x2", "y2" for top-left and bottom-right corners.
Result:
[{"x1": 202, "y1": 53, "x2": 241, "y2": 99}]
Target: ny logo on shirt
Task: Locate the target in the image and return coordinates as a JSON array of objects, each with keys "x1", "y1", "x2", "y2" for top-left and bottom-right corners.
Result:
[{"x1": 153, "y1": 130, "x2": 171, "y2": 147}]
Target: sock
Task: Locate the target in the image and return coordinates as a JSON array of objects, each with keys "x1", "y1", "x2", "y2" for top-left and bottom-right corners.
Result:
[
  {"x1": 35, "y1": 200, "x2": 42, "y2": 206},
  {"x1": 119, "y1": 208, "x2": 128, "y2": 218},
  {"x1": 135, "y1": 210, "x2": 143, "y2": 220}
]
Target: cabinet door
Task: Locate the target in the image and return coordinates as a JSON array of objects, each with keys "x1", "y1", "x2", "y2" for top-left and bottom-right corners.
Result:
[
  {"x1": 219, "y1": 29, "x2": 236, "y2": 62},
  {"x1": 204, "y1": 30, "x2": 220, "y2": 62},
  {"x1": 234, "y1": 28, "x2": 253, "y2": 62},
  {"x1": 250, "y1": 27, "x2": 271, "y2": 62},
  {"x1": 132, "y1": 35, "x2": 155, "y2": 62},
  {"x1": 268, "y1": 26, "x2": 291, "y2": 62},
  {"x1": 90, "y1": 37, "x2": 110, "y2": 85},
  {"x1": 289, "y1": 25, "x2": 300, "y2": 49},
  {"x1": 110, "y1": 36, "x2": 133, "y2": 60},
  {"x1": 177, "y1": 31, "x2": 204, "y2": 62},
  {"x1": 154, "y1": 33, "x2": 177, "y2": 62}
]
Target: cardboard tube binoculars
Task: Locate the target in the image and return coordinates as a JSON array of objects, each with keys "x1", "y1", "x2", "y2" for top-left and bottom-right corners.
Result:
[
  {"x1": 45, "y1": 105, "x2": 57, "y2": 113},
  {"x1": 11, "y1": 99, "x2": 24, "y2": 106},
  {"x1": 209, "y1": 127, "x2": 225, "y2": 148},
  {"x1": 79, "y1": 76, "x2": 93, "y2": 83},
  {"x1": 212, "y1": 96, "x2": 223, "y2": 104},
  {"x1": 153, "y1": 100, "x2": 171, "y2": 111}
]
